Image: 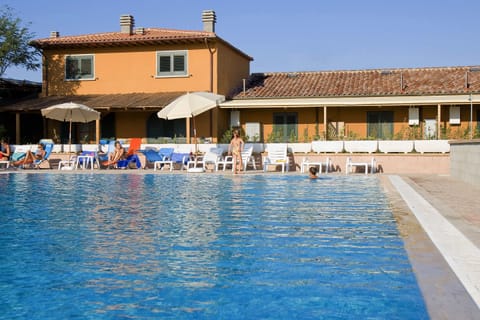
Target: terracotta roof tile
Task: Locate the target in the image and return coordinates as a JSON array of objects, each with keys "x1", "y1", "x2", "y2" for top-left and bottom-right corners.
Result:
[
  {"x1": 31, "y1": 28, "x2": 216, "y2": 49},
  {"x1": 230, "y1": 66, "x2": 480, "y2": 99}
]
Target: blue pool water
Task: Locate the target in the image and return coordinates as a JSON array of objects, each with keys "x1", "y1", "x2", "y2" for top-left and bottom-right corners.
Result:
[{"x1": 0, "y1": 173, "x2": 428, "y2": 319}]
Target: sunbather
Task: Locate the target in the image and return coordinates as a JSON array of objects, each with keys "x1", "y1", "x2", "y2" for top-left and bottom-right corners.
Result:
[
  {"x1": 103, "y1": 140, "x2": 125, "y2": 167},
  {"x1": 12, "y1": 143, "x2": 46, "y2": 167},
  {"x1": 0, "y1": 139, "x2": 11, "y2": 160}
]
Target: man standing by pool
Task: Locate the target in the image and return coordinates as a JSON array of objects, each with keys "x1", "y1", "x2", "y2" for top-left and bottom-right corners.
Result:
[{"x1": 228, "y1": 129, "x2": 244, "y2": 174}]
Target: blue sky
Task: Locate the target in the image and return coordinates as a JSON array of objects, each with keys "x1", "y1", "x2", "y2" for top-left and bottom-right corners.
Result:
[{"x1": 3, "y1": 0, "x2": 480, "y2": 82}]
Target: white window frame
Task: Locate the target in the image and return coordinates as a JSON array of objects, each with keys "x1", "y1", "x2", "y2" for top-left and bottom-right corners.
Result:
[
  {"x1": 156, "y1": 50, "x2": 188, "y2": 78},
  {"x1": 64, "y1": 54, "x2": 95, "y2": 81}
]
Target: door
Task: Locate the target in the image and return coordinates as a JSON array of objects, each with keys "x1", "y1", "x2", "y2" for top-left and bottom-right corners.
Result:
[
  {"x1": 367, "y1": 111, "x2": 394, "y2": 139},
  {"x1": 477, "y1": 109, "x2": 480, "y2": 136},
  {"x1": 272, "y1": 112, "x2": 298, "y2": 142}
]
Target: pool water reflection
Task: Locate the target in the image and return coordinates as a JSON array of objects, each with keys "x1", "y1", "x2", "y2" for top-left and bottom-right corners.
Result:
[{"x1": 0, "y1": 173, "x2": 428, "y2": 319}]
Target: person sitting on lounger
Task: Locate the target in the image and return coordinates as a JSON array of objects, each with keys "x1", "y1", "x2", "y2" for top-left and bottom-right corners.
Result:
[
  {"x1": 228, "y1": 130, "x2": 244, "y2": 174},
  {"x1": 103, "y1": 140, "x2": 125, "y2": 167},
  {"x1": 12, "y1": 143, "x2": 45, "y2": 167},
  {"x1": 0, "y1": 139, "x2": 11, "y2": 160}
]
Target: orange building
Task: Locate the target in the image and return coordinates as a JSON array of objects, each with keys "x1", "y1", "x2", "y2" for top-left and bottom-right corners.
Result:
[
  {"x1": 2, "y1": 11, "x2": 252, "y2": 144},
  {"x1": 223, "y1": 68, "x2": 480, "y2": 142}
]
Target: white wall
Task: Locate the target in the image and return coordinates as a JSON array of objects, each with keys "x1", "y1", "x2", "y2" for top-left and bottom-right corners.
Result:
[{"x1": 450, "y1": 140, "x2": 480, "y2": 188}]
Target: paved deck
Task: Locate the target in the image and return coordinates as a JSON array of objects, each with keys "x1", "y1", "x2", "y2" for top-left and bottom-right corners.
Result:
[{"x1": 384, "y1": 174, "x2": 480, "y2": 319}]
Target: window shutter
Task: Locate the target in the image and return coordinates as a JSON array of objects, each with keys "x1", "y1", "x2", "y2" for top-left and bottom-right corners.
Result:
[
  {"x1": 159, "y1": 56, "x2": 171, "y2": 73},
  {"x1": 173, "y1": 55, "x2": 185, "y2": 72}
]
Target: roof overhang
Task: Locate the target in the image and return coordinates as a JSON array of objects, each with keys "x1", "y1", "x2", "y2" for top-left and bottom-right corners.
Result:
[
  {"x1": 220, "y1": 94, "x2": 480, "y2": 109},
  {"x1": 0, "y1": 92, "x2": 185, "y2": 112}
]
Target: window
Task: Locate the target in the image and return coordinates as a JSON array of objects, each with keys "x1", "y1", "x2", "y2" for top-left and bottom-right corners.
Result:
[
  {"x1": 146, "y1": 113, "x2": 186, "y2": 143},
  {"x1": 156, "y1": 51, "x2": 188, "y2": 77},
  {"x1": 65, "y1": 55, "x2": 94, "y2": 80},
  {"x1": 272, "y1": 112, "x2": 298, "y2": 142},
  {"x1": 408, "y1": 107, "x2": 419, "y2": 125},
  {"x1": 449, "y1": 106, "x2": 460, "y2": 125},
  {"x1": 367, "y1": 111, "x2": 394, "y2": 139}
]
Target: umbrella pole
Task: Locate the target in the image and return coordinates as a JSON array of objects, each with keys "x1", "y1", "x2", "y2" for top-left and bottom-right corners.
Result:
[
  {"x1": 193, "y1": 116, "x2": 198, "y2": 156},
  {"x1": 68, "y1": 115, "x2": 72, "y2": 154}
]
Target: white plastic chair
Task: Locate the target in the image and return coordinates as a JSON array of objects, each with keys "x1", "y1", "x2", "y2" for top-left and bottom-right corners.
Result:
[
  {"x1": 219, "y1": 145, "x2": 257, "y2": 172},
  {"x1": 188, "y1": 147, "x2": 223, "y2": 171},
  {"x1": 301, "y1": 157, "x2": 331, "y2": 174},
  {"x1": 263, "y1": 143, "x2": 289, "y2": 173},
  {"x1": 345, "y1": 157, "x2": 376, "y2": 174}
]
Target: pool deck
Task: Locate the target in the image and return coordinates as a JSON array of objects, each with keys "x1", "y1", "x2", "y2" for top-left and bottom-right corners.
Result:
[{"x1": 383, "y1": 174, "x2": 480, "y2": 319}]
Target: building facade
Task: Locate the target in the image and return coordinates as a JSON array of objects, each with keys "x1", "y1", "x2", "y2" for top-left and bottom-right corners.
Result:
[
  {"x1": 223, "y1": 68, "x2": 480, "y2": 142},
  {"x1": 2, "y1": 11, "x2": 251, "y2": 144}
]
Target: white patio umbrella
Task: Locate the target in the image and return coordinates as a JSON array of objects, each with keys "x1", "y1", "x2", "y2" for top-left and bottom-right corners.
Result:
[
  {"x1": 41, "y1": 102, "x2": 100, "y2": 153},
  {"x1": 157, "y1": 92, "x2": 226, "y2": 150}
]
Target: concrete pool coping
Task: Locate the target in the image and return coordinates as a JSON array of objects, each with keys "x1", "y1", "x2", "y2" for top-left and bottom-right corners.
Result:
[
  {"x1": 382, "y1": 174, "x2": 480, "y2": 319},
  {"x1": 1, "y1": 170, "x2": 479, "y2": 317}
]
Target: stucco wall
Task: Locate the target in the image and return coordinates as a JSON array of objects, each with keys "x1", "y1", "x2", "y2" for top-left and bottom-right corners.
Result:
[
  {"x1": 450, "y1": 140, "x2": 480, "y2": 188},
  {"x1": 43, "y1": 41, "x2": 250, "y2": 97}
]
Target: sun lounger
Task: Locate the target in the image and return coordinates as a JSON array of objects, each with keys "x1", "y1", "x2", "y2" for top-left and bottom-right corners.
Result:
[
  {"x1": 75, "y1": 151, "x2": 99, "y2": 170},
  {"x1": 263, "y1": 143, "x2": 289, "y2": 173},
  {"x1": 32, "y1": 143, "x2": 54, "y2": 169},
  {"x1": 116, "y1": 138, "x2": 142, "y2": 169},
  {"x1": 170, "y1": 152, "x2": 190, "y2": 170},
  {"x1": 58, "y1": 155, "x2": 76, "y2": 170},
  {"x1": 10, "y1": 145, "x2": 29, "y2": 163},
  {"x1": 187, "y1": 147, "x2": 223, "y2": 172},
  {"x1": 217, "y1": 144, "x2": 256, "y2": 172},
  {"x1": 300, "y1": 156, "x2": 331, "y2": 174},
  {"x1": 345, "y1": 157, "x2": 376, "y2": 174},
  {"x1": 149, "y1": 148, "x2": 175, "y2": 171},
  {"x1": 98, "y1": 141, "x2": 116, "y2": 167}
]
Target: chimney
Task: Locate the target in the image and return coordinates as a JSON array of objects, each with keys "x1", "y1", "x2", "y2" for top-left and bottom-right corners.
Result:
[
  {"x1": 120, "y1": 14, "x2": 134, "y2": 35},
  {"x1": 135, "y1": 27, "x2": 145, "y2": 35},
  {"x1": 202, "y1": 10, "x2": 216, "y2": 33},
  {"x1": 50, "y1": 31, "x2": 60, "y2": 38}
]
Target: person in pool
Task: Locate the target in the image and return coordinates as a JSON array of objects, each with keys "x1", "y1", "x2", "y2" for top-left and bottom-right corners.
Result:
[
  {"x1": 309, "y1": 166, "x2": 318, "y2": 179},
  {"x1": 12, "y1": 143, "x2": 46, "y2": 167},
  {"x1": 228, "y1": 129, "x2": 244, "y2": 174}
]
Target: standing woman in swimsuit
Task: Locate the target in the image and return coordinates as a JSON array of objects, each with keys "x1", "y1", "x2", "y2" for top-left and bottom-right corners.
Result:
[{"x1": 228, "y1": 130, "x2": 244, "y2": 174}]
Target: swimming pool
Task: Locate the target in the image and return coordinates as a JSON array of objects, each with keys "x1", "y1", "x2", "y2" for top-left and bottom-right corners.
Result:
[{"x1": 0, "y1": 173, "x2": 428, "y2": 319}]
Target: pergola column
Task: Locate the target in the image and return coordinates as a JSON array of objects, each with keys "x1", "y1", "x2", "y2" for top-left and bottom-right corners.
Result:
[
  {"x1": 186, "y1": 118, "x2": 191, "y2": 144},
  {"x1": 437, "y1": 104, "x2": 441, "y2": 139},
  {"x1": 323, "y1": 105, "x2": 327, "y2": 140},
  {"x1": 95, "y1": 119, "x2": 100, "y2": 144},
  {"x1": 15, "y1": 112, "x2": 20, "y2": 144}
]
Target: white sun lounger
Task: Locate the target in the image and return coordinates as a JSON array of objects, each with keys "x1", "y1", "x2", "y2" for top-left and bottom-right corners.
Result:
[
  {"x1": 301, "y1": 157, "x2": 331, "y2": 174},
  {"x1": 345, "y1": 157, "x2": 376, "y2": 174},
  {"x1": 263, "y1": 143, "x2": 289, "y2": 173}
]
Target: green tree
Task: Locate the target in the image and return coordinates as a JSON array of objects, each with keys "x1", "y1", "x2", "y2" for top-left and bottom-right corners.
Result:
[{"x1": 0, "y1": 6, "x2": 40, "y2": 77}]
